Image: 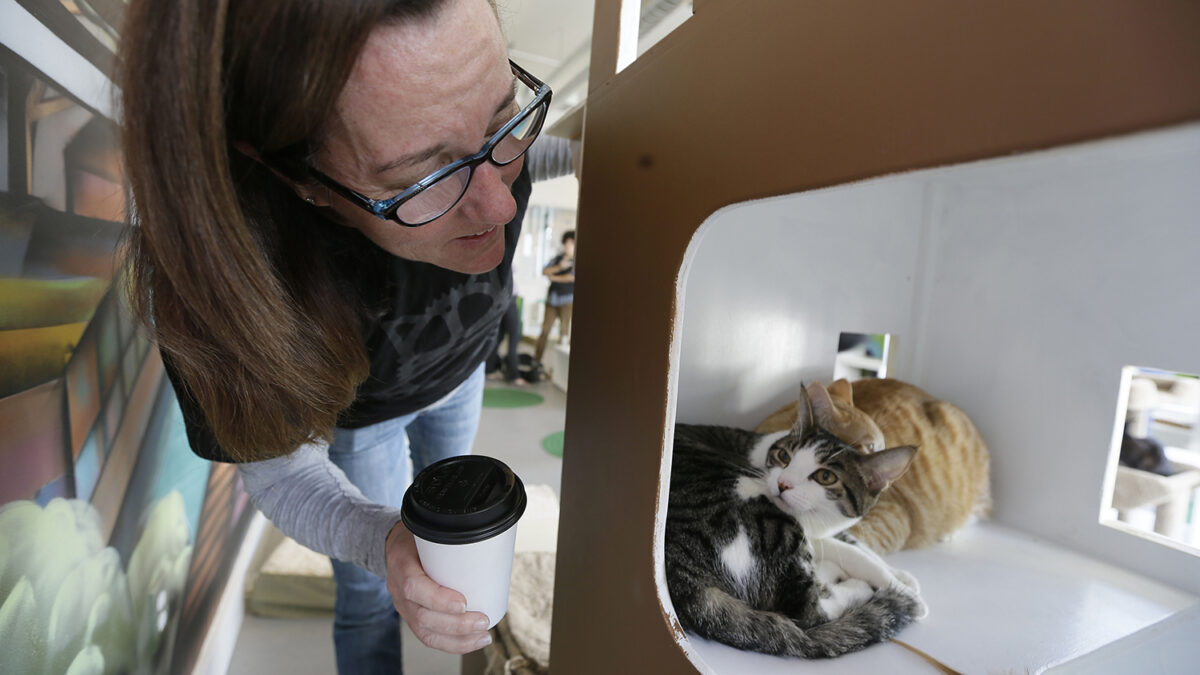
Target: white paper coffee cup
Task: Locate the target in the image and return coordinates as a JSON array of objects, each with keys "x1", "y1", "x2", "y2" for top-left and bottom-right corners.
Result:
[{"x1": 401, "y1": 456, "x2": 527, "y2": 629}]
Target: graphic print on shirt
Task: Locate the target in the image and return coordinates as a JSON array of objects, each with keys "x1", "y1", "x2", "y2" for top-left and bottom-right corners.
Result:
[{"x1": 372, "y1": 269, "x2": 510, "y2": 401}]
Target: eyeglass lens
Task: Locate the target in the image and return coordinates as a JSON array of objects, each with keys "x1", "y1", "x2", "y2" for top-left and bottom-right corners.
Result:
[
  {"x1": 395, "y1": 165, "x2": 472, "y2": 224},
  {"x1": 492, "y1": 103, "x2": 545, "y2": 164},
  {"x1": 395, "y1": 100, "x2": 547, "y2": 224}
]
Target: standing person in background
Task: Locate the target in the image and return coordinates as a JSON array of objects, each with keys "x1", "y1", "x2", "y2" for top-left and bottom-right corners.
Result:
[
  {"x1": 535, "y1": 230, "x2": 575, "y2": 368},
  {"x1": 118, "y1": 0, "x2": 572, "y2": 672},
  {"x1": 486, "y1": 287, "x2": 523, "y2": 384}
]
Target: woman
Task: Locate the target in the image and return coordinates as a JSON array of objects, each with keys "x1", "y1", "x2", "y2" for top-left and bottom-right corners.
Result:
[{"x1": 118, "y1": 0, "x2": 570, "y2": 671}]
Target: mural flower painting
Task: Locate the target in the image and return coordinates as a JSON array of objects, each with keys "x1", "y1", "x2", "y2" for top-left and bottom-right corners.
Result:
[{"x1": 0, "y1": 494, "x2": 192, "y2": 674}]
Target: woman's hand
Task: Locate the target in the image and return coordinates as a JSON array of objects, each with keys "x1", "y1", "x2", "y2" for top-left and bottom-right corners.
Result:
[{"x1": 384, "y1": 521, "x2": 493, "y2": 653}]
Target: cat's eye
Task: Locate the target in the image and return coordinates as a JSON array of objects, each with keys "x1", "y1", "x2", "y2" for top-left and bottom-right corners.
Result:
[
  {"x1": 811, "y1": 469, "x2": 838, "y2": 486},
  {"x1": 769, "y1": 446, "x2": 792, "y2": 466}
]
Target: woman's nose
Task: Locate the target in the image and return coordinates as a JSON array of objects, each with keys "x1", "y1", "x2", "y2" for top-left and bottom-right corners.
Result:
[{"x1": 459, "y1": 159, "x2": 518, "y2": 224}]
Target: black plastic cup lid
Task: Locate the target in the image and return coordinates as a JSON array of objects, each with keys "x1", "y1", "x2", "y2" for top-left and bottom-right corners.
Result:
[{"x1": 401, "y1": 455, "x2": 527, "y2": 545}]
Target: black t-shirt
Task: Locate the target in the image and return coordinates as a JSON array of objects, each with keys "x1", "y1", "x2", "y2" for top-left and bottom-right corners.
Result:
[
  {"x1": 167, "y1": 166, "x2": 532, "y2": 462},
  {"x1": 546, "y1": 253, "x2": 575, "y2": 303}
]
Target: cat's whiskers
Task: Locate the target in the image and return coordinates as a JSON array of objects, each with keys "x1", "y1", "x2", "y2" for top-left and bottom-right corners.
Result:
[
  {"x1": 789, "y1": 378, "x2": 991, "y2": 554},
  {"x1": 798, "y1": 509, "x2": 861, "y2": 540}
]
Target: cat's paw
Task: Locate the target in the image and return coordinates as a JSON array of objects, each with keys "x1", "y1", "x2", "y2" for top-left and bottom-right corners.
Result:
[
  {"x1": 892, "y1": 567, "x2": 920, "y2": 594},
  {"x1": 837, "y1": 578, "x2": 874, "y2": 603},
  {"x1": 909, "y1": 593, "x2": 929, "y2": 620},
  {"x1": 818, "y1": 578, "x2": 875, "y2": 619},
  {"x1": 815, "y1": 559, "x2": 847, "y2": 585},
  {"x1": 889, "y1": 581, "x2": 929, "y2": 620}
]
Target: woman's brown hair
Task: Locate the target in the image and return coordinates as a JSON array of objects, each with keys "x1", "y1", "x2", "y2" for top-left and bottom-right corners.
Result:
[{"x1": 119, "y1": 0, "x2": 445, "y2": 461}]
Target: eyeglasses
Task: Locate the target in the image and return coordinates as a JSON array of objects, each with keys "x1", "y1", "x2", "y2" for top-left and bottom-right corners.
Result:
[{"x1": 309, "y1": 60, "x2": 552, "y2": 227}]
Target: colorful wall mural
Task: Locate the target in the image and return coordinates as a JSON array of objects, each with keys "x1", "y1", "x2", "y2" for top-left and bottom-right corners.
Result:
[{"x1": 1, "y1": 2, "x2": 255, "y2": 673}]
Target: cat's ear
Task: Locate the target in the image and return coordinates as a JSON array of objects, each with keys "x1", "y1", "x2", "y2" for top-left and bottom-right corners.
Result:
[
  {"x1": 827, "y1": 379, "x2": 854, "y2": 405},
  {"x1": 806, "y1": 381, "x2": 838, "y2": 427},
  {"x1": 860, "y1": 445, "x2": 917, "y2": 494},
  {"x1": 793, "y1": 382, "x2": 817, "y2": 438}
]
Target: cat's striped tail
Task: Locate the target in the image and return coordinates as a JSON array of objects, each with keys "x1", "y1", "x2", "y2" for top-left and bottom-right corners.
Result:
[{"x1": 680, "y1": 585, "x2": 919, "y2": 659}]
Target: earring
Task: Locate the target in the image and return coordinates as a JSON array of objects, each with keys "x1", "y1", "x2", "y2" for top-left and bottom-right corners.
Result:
[{"x1": 305, "y1": 197, "x2": 316, "y2": 205}]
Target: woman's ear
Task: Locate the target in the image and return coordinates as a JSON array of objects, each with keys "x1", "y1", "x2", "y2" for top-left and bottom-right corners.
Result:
[{"x1": 232, "y1": 140, "x2": 328, "y2": 206}]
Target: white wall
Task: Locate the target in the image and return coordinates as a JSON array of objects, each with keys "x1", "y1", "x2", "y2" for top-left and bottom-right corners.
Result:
[
  {"x1": 671, "y1": 122, "x2": 1200, "y2": 594},
  {"x1": 529, "y1": 174, "x2": 580, "y2": 211},
  {"x1": 515, "y1": 177, "x2": 579, "y2": 339}
]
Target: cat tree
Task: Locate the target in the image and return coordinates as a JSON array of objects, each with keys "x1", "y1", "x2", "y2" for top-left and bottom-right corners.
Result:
[{"x1": 550, "y1": 1, "x2": 1200, "y2": 673}]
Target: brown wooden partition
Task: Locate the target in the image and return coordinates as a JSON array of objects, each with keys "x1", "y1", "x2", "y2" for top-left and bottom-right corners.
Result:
[{"x1": 550, "y1": 2, "x2": 1200, "y2": 672}]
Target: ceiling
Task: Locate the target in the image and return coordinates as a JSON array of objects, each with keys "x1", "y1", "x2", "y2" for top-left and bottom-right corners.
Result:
[{"x1": 498, "y1": 0, "x2": 693, "y2": 128}]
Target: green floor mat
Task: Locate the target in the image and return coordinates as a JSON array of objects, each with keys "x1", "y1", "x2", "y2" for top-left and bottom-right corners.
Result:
[
  {"x1": 541, "y1": 431, "x2": 564, "y2": 458},
  {"x1": 482, "y1": 388, "x2": 544, "y2": 409}
]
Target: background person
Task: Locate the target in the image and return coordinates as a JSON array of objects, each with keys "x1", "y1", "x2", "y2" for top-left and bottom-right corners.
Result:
[
  {"x1": 486, "y1": 287, "x2": 523, "y2": 384},
  {"x1": 534, "y1": 230, "x2": 575, "y2": 367}
]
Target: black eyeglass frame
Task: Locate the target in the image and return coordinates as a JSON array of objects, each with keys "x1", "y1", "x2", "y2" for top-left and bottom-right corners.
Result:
[{"x1": 307, "y1": 60, "x2": 552, "y2": 227}]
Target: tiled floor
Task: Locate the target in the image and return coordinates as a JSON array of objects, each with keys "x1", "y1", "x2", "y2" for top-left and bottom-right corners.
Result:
[{"x1": 226, "y1": 373, "x2": 567, "y2": 675}]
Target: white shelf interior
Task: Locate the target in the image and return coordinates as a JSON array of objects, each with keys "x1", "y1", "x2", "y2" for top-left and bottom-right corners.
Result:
[
  {"x1": 665, "y1": 122, "x2": 1200, "y2": 672},
  {"x1": 687, "y1": 523, "x2": 1196, "y2": 674}
]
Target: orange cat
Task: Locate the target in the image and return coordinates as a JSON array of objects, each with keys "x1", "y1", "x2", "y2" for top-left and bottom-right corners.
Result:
[{"x1": 757, "y1": 379, "x2": 991, "y2": 554}]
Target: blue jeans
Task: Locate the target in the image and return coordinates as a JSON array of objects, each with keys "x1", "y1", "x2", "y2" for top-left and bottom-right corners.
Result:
[{"x1": 326, "y1": 364, "x2": 485, "y2": 674}]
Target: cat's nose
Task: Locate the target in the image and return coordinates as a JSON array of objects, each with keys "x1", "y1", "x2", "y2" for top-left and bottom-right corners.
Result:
[{"x1": 778, "y1": 479, "x2": 792, "y2": 493}]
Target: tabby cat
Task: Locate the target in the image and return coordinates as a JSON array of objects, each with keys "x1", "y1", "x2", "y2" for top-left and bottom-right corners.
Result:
[
  {"x1": 666, "y1": 387, "x2": 926, "y2": 658},
  {"x1": 757, "y1": 378, "x2": 991, "y2": 554}
]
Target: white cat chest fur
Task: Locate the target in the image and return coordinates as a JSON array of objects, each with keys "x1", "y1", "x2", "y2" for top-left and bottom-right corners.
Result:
[{"x1": 667, "y1": 122, "x2": 1200, "y2": 674}]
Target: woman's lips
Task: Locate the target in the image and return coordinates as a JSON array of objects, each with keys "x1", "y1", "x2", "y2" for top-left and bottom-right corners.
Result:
[{"x1": 457, "y1": 224, "x2": 498, "y2": 241}]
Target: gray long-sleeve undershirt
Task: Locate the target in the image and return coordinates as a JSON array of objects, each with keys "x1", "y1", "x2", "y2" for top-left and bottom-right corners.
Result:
[
  {"x1": 237, "y1": 444, "x2": 402, "y2": 579},
  {"x1": 235, "y1": 136, "x2": 574, "y2": 580}
]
